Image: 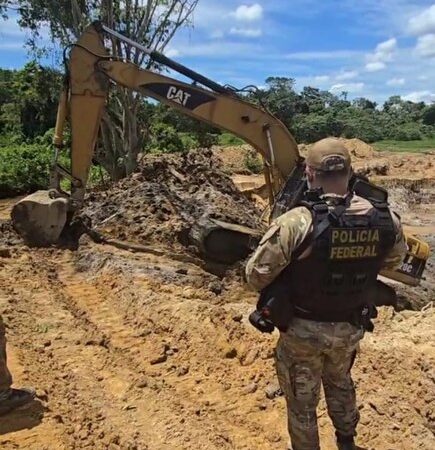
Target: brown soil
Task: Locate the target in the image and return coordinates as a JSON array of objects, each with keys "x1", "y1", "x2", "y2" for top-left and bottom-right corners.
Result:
[
  {"x1": 219, "y1": 138, "x2": 435, "y2": 180},
  {"x1": 299, "y1": 138, "x2": 435, "y2": 180},
  {"x1": 0, "y1": 145, "x2": 434, "y2": 450},
  {"x1": 213, "y1": 145, "x2": 254, "y2": 175},
  {"x1": 83, "y1": 149, "x2": 262, "y2": 255}
]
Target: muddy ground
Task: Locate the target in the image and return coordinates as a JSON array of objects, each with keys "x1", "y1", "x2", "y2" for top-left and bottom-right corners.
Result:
[{"x1": 0, "y1": 143, "x2": 434, "y2": 450}]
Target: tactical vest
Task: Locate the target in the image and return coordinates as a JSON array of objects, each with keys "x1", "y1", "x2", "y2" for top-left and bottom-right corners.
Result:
[{"x1": 286, "y1": 194, "x2": 396, "y2": 319}]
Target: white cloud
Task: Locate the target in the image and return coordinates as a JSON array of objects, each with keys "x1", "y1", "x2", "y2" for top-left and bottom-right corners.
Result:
[
  {"x1": 386, "y1": 77, "x2": 405, "y2": 86},
  {"x1": 165, "y1": 41, "x2": 262, "y2": 58},
  {"x1": 408, "y1": 5, "x2": 435, "y2": 35},
  {"x1": 415, "y1": 34, "x2": 435, "y2": 57},
  {"x1": 231, "y1": 4, "x2": 263, "y2": 22},
  {"x1": 375, "y1": 38, "x2": 397, "y2": 57},
  {"x1": 366, "y1": 37, "x2": 397, "y2": 66},
  {"x1": 330, "y1": 82, "x2": 364, "y2": 94},
  {"x1": 365, "y1": 61, "x2": 386, "y2": 72},
  {"x1": 336, "y1": 70, "x2": 358, "y2": 81},
  {"x1": 229, "y1": 27, "x2": 262, "y2": 38},
  {"x1": 402, "y1": 90, "x2": 435, "y2": 103},
  {"x1": 285, "y1": 50, "x2": 361, "y2": 60}
]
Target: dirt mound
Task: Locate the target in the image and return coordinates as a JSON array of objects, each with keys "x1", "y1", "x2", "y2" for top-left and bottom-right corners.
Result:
[
  {"x1": 213, "y1": 145, "x2": 253, "y2": 174},
  {"x1": 83, "y1": 149, "x2": 262, "y2": 254},
  {"x1": 340, "y1": 138, "x2": 376, "y2": 159}
]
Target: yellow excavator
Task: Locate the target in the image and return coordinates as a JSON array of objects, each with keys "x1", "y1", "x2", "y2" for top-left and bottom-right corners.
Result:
[{"x1": 11, "y1": 22, "x2": 429, "y2": 287}]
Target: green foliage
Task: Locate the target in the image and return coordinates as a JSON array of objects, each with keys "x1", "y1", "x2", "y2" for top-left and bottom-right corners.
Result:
[
  {"x1": 150, "y1": 105, "x2": 218, "y2": 148},
  {"x1": 422, "y1": 105, "x2": 435, "y2": 126},
  {"x1": 293, "y1": 113, "x2": 343, "y2": 143},
  {"x1": 0, "y1": 140, "x2": 52, "y2": 197},
  {"x1": 262, "y1": 77, "x2": 304, "y2": 128},
  {"x1": 218, "y1": 132, "x2": 244, "y2": 146},
  {"x1": 388, "y1": 123, "x2": 422, "y2": 141},
  {"x1": 335, "y1": 108, "x2": 383, "y2": 143},
  {"x1": 179, "y1": 133, "x2": 199, "y2": 150},
  {"x1": 373, "y1": 138, "x2": 435, "y2": 153},
  {"x1": 0, "y1": 62, "x2": 61, "y2": 138},
  {"x1": 272, "y1": 89, "x2": 435, "y2": 144},
  {"x1": 148, "y1": 122, "x2": 186, "y2": 154},
  {"x1": 244, "y1": 150, "x2": 263, "y2": 174}
]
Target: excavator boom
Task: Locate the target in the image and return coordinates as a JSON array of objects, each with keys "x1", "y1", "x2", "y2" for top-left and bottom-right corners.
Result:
[{"x1": 11, "y1": 22, "x2": 299, "y2": 246}]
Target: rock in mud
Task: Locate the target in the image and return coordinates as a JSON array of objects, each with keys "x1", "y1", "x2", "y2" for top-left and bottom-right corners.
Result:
[
  {"x1": 243, "y1": 383, "x2": 258, "y2": 394},
  {"x1": 265, "y1": 382, "x2": 283, "y2": 399},
  {"x1": 150, "y1": 354, "x2": 167, "y2": 365}
]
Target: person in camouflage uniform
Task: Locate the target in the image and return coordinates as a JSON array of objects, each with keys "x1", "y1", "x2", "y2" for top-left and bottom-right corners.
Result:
[
  {"x1": 246, "y1": 138, "x2": 406, "y2": 450},
  {"x1": 0, "y1": 315, "x2": 35, "y2": 415}
]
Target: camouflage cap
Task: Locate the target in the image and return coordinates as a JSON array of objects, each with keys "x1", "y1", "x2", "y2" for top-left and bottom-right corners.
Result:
[{"x1": 306, "y1": 138, "x2": 351, "y2": 172}]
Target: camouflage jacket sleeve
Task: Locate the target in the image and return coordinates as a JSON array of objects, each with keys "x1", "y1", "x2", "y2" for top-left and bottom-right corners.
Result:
[
  {"x1": 382, "y1": 211, "x2": 407, "y2": 270},
  {"x1": 245, "y1": 207, "x2": 312, "y2": 291}
]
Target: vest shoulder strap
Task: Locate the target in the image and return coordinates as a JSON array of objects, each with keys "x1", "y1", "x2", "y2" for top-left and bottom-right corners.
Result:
[{"x1": 293, "y1": 197, "x2": 349, "y2": 259}]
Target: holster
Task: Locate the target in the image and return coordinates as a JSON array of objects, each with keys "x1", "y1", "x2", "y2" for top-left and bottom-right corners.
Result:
[
  {"x1": 249, "y1": 273, "x2": 294, "y2": 333},
  {"x1": 351, "y1": 281, "x2": 396, "y2": 332},
  {"x1": 349, "y1": 304, "x2": 378, "y2": 332},
  {"x1": 371, "y1": 280, "x2": 397, "y2": 308}
]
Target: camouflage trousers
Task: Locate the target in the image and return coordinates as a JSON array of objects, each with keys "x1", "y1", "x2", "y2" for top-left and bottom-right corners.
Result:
[
  {"x1": 275, "y1": 318, "x2": 364, "y2": 450},
  {"x1": 0, "y1": 315, "x2": 12, "y2": 392}
]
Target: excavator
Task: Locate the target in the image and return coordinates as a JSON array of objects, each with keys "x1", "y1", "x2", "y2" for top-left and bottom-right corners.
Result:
[{"x1": 11, "y1": 21, "x2": 429, "y2": 287}]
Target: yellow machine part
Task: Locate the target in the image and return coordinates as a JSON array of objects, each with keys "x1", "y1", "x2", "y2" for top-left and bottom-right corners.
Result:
[
  {"x1": 10, "y1": 24, "x2": 108, "y2": 246},
  {"x1": 381, "y1": 234, "x2": 430, "y2": 286}
]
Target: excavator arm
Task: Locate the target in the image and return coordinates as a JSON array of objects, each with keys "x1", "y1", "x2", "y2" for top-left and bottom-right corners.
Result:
[
  {"x1": 59, "y1": 22, "x2": 299, "y2": 207},
  {"x1": 96, "y1": 59, "x2": 299, "y2": 195},
  {"x1": 11, "y1": 21, "x2": 299, "y2": 245},
  {"x1": 11, "y1": 22, "x2": 429, "y2": 286}
]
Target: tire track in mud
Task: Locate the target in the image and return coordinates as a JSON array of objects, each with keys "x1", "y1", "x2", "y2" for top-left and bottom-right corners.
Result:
[
  {"x1": 54, "y1": 252, "x2": 290, "y2": 450},
  {"x1": 0, "y1": 248, "x2": 288, "y2": 450},
  {"x1": 0, "y1": 249, "x2": 289, "y2": 450},
  {"x1": 0, "y1": 252, "x2": 164, "y2": 450}
]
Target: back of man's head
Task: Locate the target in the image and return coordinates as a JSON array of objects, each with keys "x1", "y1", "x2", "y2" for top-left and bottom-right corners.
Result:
[{"x1": 306, "y1": 138, "x2": 352, "y2": 195}]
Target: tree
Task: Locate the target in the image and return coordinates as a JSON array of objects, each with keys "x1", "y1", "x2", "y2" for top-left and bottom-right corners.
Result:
[
  {"x1": 300, "y1": 86, "x2": 335, "y2": 114},
  {"x1": 263, "y1": 76, "x2": 303, "y2": 128},
  {"x1": 4, "y1": 0, "x2": 198, "y2": 179},
  {"x1": 352, "y1": 97, "x2": 377, "y2": 110},
  {"x1": 0, "y1": 62, "x2": 61, "y2": 137},
  {"x1": 422, "y1": 105, "x2": 435, "y2": 126}
]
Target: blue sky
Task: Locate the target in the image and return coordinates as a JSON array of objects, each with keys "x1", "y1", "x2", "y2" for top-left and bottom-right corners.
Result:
[{"x1": 1, "y1": 0, "x2": 435, "y2": 104}]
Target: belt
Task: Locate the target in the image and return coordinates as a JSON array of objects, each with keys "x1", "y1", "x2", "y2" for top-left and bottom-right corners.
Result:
[{"x1": 294, "y1": 306, "x2": 356, "y2": 323}]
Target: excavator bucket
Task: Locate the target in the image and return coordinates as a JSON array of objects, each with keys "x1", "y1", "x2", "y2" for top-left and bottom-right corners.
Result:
[
  {"x1": 10, "y1": 23, "x2": 107, "y2": 247},
  {"x1": 190, "y1": 217, "x2": 263, "y2": 264},
  {"x1": 10, "y1": 191, "x2": 69, "y2": 246}
]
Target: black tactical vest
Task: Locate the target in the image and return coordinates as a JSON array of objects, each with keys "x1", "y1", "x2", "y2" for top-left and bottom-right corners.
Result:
[{"x1": 286, "y1": 194, "x2": 396, "y2": 318}]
